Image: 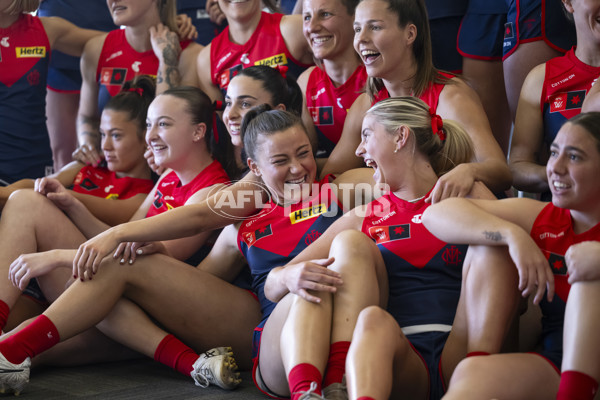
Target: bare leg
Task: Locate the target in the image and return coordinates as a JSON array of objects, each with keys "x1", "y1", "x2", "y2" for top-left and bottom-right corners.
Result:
[
  {"x1": 562, "y1": 280, "x2": 600, "y2": 381},
  {"x1": 46, "y1": 90, "x2": 79, "y2": 171},
  {"x1": 462, "y1": 58, "x2": 512, "y2": 156},
  {"x1": 0, "y1": 190, "x2": 86, "y2": 313},
  {"x1": 503, "y1": 41, "x2": 562, "y2": 122},
  {"x1": 442, "y1": 246, "x2": 520, "y2": 382},
  {"x1": 258, "y1": 230, "x2": 389, "y2": 396},
  {"x1": 443, "y1": 353, "x2": 559, "y2": 399},
  {"x1": 347, "y1": 306, "x2": 429, "y2": 400},
  {"x1": 43, "y1": 254, "x2": 261, "y2": 369},
  {"x1": 5, "y1": 297, "x2": 45, "y2": 332}
]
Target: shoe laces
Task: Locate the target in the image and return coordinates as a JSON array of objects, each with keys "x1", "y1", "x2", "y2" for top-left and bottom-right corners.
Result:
[{"x1": 295, "y1": 382, "x2": 327, "y2": 400}]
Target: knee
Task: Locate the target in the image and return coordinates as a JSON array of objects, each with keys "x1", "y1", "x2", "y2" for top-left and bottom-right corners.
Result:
[
  {"x1": 6, "y1": 189, "x2": 40, "y2": 210},
  {"x1": 448, "y1": 356, "x2": 491, "y2": 388},
  {"x1": 354, "y1": 306, "x2": 398, "y2": 339},
  {"x1": 329, "y1": 230, "x2": 377, "y2": 272}
]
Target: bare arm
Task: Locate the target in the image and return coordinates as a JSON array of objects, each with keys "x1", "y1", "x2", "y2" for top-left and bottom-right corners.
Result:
[
  {"x1": 73, "y1": 174, "x2": 267, "y2": 275},
  {"x1": 435, "y1": 78, "x2": 512, "y2": 195},
  {"x1": 280, "y1": 14, "x2": 314, "y2": 66},
  {"x1": 297, "y1": 67, "x2": 319, "y2": 152},
  {"x1": 264, "y1": 206, "x2": 364, "y2": 303},
  {"x1": 40, "y1": 16, "x2": 104, "y2": 57},
  {"x1": 196, "y1": 44, "x2": 224, "y2": 103},
  {"x1": 198, "y1": 224, "x2": 247, "y2": 282},
  {"x1": 320, "y1": 93, "x2": 370, "y2": 177},
  {"x1": 76, "y1": 35, "x2": 106, "y2": 164},
  {"x1": 508, "y1": 64, "x2": 549, "y2": 193},
  {"x1": 72, "y1": 192, "x2": 147, "y2": 226},
  {"x1": 582, "y1": 79, "x2": 600, "y2": 112},
  {"x1": 422, "y1": 197, "x2": 553, "y2": 303}
]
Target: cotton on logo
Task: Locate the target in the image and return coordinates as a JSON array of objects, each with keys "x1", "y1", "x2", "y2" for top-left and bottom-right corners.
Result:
[
  {"x1": 132, "y1": 61, "x2": 141, "y2": 72},
  {"x1": 1, "y1": 37, "x2": 9, "y2": 47}
]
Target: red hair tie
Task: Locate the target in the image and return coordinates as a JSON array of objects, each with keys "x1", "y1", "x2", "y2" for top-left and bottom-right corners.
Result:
[
  {"x1": 430, "y1": 110, "x2": 445, "y2": 142},
  {"x1": 126, "y1": 87, "x2": 144, "y2": 96},
  {"x1": 274, "y1": 65, "x2": 288, "y2": 79}
]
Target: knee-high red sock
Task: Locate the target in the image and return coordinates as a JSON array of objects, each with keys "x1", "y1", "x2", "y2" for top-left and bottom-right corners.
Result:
[
  {"x1": 357, "y1": 397, "x2": 375, "y2": 400},
  {"x1": 0, "y1": 300, "x2": 8, "y2": 331},
  {"x1": 323, "y1": 341, "x2": 350, "y2": 387},
  {"x1": 288, "y1": 363, "x2": 322, "y2": 400},
  {"x1": 0, "y1": 314, "x2": 59, "y2": 364},
  {"x1": 557, "y1": 370, "x2": 599, "y2": 400},
  {"x1": 154, "y1": 334, "x2": 198, "y2": 377}
]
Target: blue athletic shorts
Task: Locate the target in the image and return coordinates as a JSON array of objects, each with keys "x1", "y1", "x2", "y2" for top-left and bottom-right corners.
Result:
[{"x1": 503, "y1": 0, "x2": 576, "y2": 60}]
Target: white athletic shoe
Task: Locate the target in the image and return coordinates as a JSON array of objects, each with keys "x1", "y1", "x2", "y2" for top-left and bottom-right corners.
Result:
[
  {"x1": 323, "y1": 375, "x2": 348, "y2": 400},
  {"x1": 0, "y1": 352, "x2": 30, "y2": 395},
  {"x1": 191, "y1": 346, "x2": 241, "y2": 390},
  {"x1": 295, "y1": 382, "x2": 328, "y2": 400}
]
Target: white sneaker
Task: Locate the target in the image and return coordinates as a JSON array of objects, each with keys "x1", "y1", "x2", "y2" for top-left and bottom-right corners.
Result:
[
  {"x1": 323, "y1": 375, "x2": 348, "y2": 400},
  {"x1": 0, "y1": 352, "x2": 30, "y2": 395},
  {"x1": 296, "y1": 382, "x2": 328, "y2": 400},
  {"x1": 191, "y1": 346, "x2": 241, "y2": 390}
]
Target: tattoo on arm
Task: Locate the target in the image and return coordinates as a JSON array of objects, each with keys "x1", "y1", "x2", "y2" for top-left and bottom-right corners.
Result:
[{"x1": 483, "y1": 231, "x2": 503, "y2": 242}]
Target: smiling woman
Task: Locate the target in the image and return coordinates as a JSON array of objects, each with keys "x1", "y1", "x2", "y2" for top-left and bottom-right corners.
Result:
[
  {"x1": 421, "y1": 112, "x2": 600, "y2": 400},
  {"x1": 321, "y1": 0, "x2": 511, "y2": 203}
]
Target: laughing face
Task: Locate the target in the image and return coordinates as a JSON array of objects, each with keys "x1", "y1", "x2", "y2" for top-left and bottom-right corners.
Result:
[
  {"x1": 248, "y1": 125, "x2": 317, "y2": 205},
  {"x1": 353, "y1": 0, "x2": 415, "y2": 81},
  {"x1": 356, "y1": 113, "x2": 399, "y2": 185},
  {"x1": 547, "y1": 122, "x2": 600, "y2": 213}
]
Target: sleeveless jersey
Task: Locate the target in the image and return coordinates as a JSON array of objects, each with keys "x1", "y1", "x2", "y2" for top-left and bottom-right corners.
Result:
[
  {"x1": 72, "y1": 165, "x2": 154, "y2": 199},
  {"x1": 210, "y1": 12, "x2": 310, "y2": 92},
  {"x1": 532, "y1": 203, "x2": 600, "y2": 367},
  {"x1": 238, "y1": 178, "x2": 344, "y2": 320},
  {"x1": 306, "y1": 65, "x2": 367, "y2": 156},
  {"x1": 146, "y1": 160, "x2": 229, "y2": 217},
  {"x1": 361, "y1": 192, "x2": 467, "y2": 328},
  {"x1": 0, "y1": 14, "x2": 52, "y2": 182},
  {"x1": 96, "y1": 29, "x2": 191, "y2": 113},
  {"x1": 541, "y1": 48, "x2": 600, "y2": 146},
  {"x1": 372, "y1": 72, "x2": 452, "y2": 114}
]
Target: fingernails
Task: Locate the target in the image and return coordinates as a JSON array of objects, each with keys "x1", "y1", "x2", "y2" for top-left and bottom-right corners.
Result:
[
  {"x1": 120, "y1": 258, "x2": 125, "y2": 264},
  {"x1": 136, "y1": 249, "x2": 143, "y2": 255},
  {"x1": 129, "y1": 259, "x2": 133, "y2": 264}
]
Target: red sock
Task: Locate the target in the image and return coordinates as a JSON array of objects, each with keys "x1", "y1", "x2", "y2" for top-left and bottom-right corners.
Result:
[
  {"x1": 466, "y1": 351, "x2": 490, "y2": 357},
  {"x1": 0, "y1": 300, "x2": 8, "y2": 331},
  {"x1": 557, "y1": 370, "x2": 599, "y2": 400},
  {"x1": 357, "y1": 397, "x2": 376, "y2": 400},
  {"x1": 288, "y1": 363, "x2": 322, "y2": 400},
  {"x1": 154, "y1": 334, "x2": 199, "y2": 377},
  {"x1": 323, "y1": 341, "x2": 350, "y2": 387},
  {"x1": 0, "y1": 314, "x2": 59, "y2": 364}
]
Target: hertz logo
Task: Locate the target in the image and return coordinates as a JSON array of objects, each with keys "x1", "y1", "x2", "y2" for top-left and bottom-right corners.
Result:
[
  {"x1": 254, "y1": 53, "x2": 287, "y2": 67},
  {"x1": 16, "y1": 47, "x2": 46, "y2": 58},
  {"x1": 289, "y1": 203, "x2": 326, "y2": 224}
]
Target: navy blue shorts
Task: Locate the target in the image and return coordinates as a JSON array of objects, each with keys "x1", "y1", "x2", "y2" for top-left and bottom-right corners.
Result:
[
  {"x1": 503, "y1": 0, "x2": 576, "y2": 60},
  {"x1": 23, "y1": 279, "x2": 49, "y2": 306},
  {"x1": 47, "y1": 62, "x2": 82, "y2": 93},
  {"x1": 407, "y1": 331, "x2": 450, "y2": 400},
  {"x1": 458, "y1": 13, "x2": 506, "y2": 60},
  {"x1": 430, "y1": 16, "x2": 464, "y2": 73}
]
